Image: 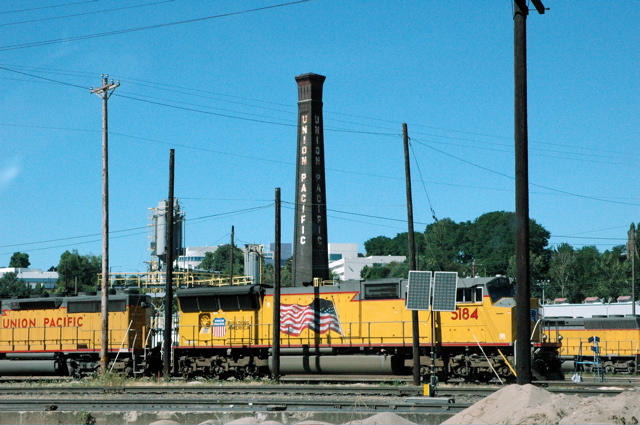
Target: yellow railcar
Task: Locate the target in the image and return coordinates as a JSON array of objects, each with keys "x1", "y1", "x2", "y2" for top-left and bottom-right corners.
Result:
[
  {"x1": 0, "y1": 290, "x2": 156, "y2": 377},
  {"x1": 543, "y1": 316, "x2": 640, "y2": 374},
  {"x1": 175, "y1": 276, "x2": 562, "y2": 381}
]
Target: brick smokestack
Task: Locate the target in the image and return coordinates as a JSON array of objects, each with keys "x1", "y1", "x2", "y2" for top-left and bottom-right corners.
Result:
[{"x1": 292, "y1": 73, "x2": 329, "y2": 287}]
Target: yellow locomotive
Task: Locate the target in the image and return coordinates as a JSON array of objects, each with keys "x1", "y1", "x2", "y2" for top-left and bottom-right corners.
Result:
[
  {"x1": 0, "y1": 289, "x2": 156, "y2": 377},
  {"x1": 543, "y1": 316, "x2": 640, "y2": 374},
  {"x1": 175, "y1": 276, "x2": 562, "y2": 382}
]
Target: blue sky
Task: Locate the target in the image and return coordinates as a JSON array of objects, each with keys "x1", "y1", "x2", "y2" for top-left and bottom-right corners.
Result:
[{"x1": 1, "y1": 1, "x2": 638, "y2": 273}]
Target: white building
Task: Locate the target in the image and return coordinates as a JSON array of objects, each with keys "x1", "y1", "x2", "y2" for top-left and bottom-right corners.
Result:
[
  {"x1": 0, "y1": 268, "x2": 58, "y2": 289},
  {"x1": 174, "y1": 246, "x2": 218, "y2": 270},
  {"x1": 327, "y1": 243, "x2": 405, "y2": 281},
  {"x1": 328, "y1": 243, "x2": 359, "y2": 262}
]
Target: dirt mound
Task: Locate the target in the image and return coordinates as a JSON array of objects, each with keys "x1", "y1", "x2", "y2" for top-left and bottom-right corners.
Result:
[{"x1": 443, "y1": 384, "x2": 640, "y2": 425}]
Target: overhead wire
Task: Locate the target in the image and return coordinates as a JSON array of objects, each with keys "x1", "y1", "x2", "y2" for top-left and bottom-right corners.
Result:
[
  {"x1": 2, "y1": 63, "x2": 633, "y2": 167},
  {"x1": 2, "y1": 66, "x2": 635, "y2": 210},
  {"x1": 0, "y1": 0, "x2": 101, "y2": 15},
  {"x1": 410, "y1": 137, "x2": 640, "y2": 207},
  {"x1": 0, "y1": 0, "x2": 175, "y2": 27},
  {"x1": 408, "y1": 137, "x2": 438, "y2": 222},
  {"x1": 0, "y1": 0, "x2": 312, "y2": 51},
  {"x1": 0, "y1": 204, "x2": 273, "y2": 256},
  {"x1": 0, "y1": 64, "x2": 634, "y2": 252}
]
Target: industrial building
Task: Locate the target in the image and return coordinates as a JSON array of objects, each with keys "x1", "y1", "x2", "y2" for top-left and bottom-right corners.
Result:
[
  {"x1": 0, "y1": 268, "x2": 58, "y2": 289},
  {"x1": 327, "y1": 243, "x2": 406, "y2": 281}
]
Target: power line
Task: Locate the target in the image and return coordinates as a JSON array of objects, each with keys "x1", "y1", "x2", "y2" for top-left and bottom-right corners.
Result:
[
  {"x1": 0, "y1": 0, "x2": 175, "y2": 27},
  {"x1": 409, "y1": 139, "x2": 438, "y2": 222},
  {"x1": 1, "y1": 64, "x2": 636, "y2": 164},
  {"x1": 0, "y1": 66, "x2": 88, "y2": 89},
  {"x1": 411, "y1": 137, "x2": 640, "y2": 207},
  {"x1": 0, "y1": 0, "x2": 312, "y2": 51},
  {"x1": 0, "y1": 205, "x2": 273, "y2": 255},
  {"x1": 0, "y1": 0, "x2": 101, "y2": 15}
]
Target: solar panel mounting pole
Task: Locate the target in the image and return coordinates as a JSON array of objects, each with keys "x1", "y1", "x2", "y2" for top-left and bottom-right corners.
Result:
[
  {"x1": 513, "y1": 0, "x2": 545, "y2": 385},
  {"x1": 90, "y1": 75, "x2": 119, "y2": 374}
]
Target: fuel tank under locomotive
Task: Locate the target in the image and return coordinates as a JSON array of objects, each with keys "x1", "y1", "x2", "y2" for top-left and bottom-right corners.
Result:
[
  {"x1": 0, "y1": 353, "x2": 65, "y2": 376},
  {"x1": 269, "y1": 354, "x2": 405, "y2": 375}
]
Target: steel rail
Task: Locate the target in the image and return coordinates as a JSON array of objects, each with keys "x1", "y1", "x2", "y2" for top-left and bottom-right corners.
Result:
[{"x1": 0, "y1": 397, "x2": 467, "y2": 414}]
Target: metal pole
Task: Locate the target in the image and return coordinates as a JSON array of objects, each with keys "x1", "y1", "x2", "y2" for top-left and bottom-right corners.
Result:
[
  {"x1": 90, "y1": 75, "x2": 119, "y2": 374},
  {"x1": 272, "y1": 188, "x2": 282, "y2": 381},
  {"x1": 629, "y1": 224, "x2": 636, "y2": 316},
  {"x1": 514, "y1": 0, "x2": 534, "y2": 384},
  {"x1": 230, "y1": 226, "x2": 235, "y2": 284},
  {"x1": 163, "y1": 149, "x2": 175, "y2": 378},
  {"x1": 403, "y1": 123, "x2": 421, "y2": 386}
]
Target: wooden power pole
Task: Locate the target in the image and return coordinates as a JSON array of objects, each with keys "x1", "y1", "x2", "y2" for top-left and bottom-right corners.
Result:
[
  {"x1": 90, "y1": 75, "x2": 119, "y2": 374},
  {"x1": 272, "y1": 188, "x2": 282, "y2": 382},
  {"x1": 513, "y1": 0, "x2": 545, "y2": 385},
  {"x1": 163, "y1": 149, "x2": 176, "y2": 378},
  {"x1": 403, "y1": 123, "x2": 420, "y2": 386},
  {"x1": 629, "y1": 224, "x2": 637, "y2": 316}
]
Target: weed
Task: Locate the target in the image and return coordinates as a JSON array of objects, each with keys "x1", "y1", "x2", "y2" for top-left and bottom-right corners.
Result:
[{"x1": 77, "y1": 411, "x2": 96, "y2": 425}]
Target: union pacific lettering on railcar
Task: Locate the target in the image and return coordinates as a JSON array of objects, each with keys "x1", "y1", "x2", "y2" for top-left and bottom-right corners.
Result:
[{"x1": 2, "y1": 316, "x2": 83, "y2": 328}]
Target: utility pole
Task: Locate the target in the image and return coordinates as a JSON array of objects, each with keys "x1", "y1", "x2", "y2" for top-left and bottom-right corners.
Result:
[
  {"x1": 513, "y1": 0, "x2": 545, "y2": 385},
  {"x1": 90, "y1": 75, "x2": 119, "y2": 374},
  {"x1": 163, "y1": 149, "x2": 175, "y2": 378},
  {"x1": 403, "y1": 123, "x2": 420, "y2": 386},
  {"x1": 272, "y1": 188, "x2": 282, "y2": 382},
  {"x1": 628, "y1": 224, "x2": 637, "y2": 316}
]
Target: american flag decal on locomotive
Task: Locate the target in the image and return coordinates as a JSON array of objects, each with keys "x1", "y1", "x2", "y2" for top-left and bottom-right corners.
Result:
[{"x1": 280, "y1": 298, "x2": 343, "y2": 336}]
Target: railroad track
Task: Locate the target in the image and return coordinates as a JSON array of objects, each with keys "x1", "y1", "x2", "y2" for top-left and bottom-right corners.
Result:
[
  {"x1": 0, "y1": 379, "x2": 632, "y2": 425},
  {"x1": 0, "y1": 396, "x2": 467, "y2": 413},
  {"x1": 0, "y1": 381, "x2": 627, "y2": 406},
  {"x1": 0, "y1": 384, "x2": 467, "y2": 420}
]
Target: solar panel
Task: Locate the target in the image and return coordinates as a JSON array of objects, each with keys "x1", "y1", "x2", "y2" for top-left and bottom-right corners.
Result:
[
  {"x1": 406, "y1": 271, "x2": 432, "y2": 310},
  {"x1": 432, "y1": 271, "x2": 458, "y2": 312}
]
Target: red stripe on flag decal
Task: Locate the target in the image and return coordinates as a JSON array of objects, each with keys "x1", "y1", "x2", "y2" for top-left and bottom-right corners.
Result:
[{"x1": 280, "y1": 298, "x2": 342, "y2": 336}]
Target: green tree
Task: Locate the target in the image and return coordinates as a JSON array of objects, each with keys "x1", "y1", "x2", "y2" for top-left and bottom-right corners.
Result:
[
  {"x1": 362, "y1": 211, "x2": 552, "y2": 280},
  {"x1": 198, "y1": 244, "x2": 244, "y2": 276},
  {"x1": 547, "y1": 243, "x2": 577, "y2": 300},
  {"x1": 364, "y1": 236, "x2": 394, "y2": 256},
  {"x1": 573, "y1": 245, "x2": 601, "y2": 300},
  {"x1": 361, "y1": 264, "x2": 391, "y2": 279},
  {"x1": 56, "y1": 250, "x2": 101, "y2": 294},
  {"x1": 594, "y1": 246, "x2": 630, "y2": 302},
  {"x1": 0, "y1": 272, "x2": 31, "y2": 298},
  {"x1": 262, "y1": 262, "x2": 275, "y2": 285},
  {"x1": 388, "y1": 260, "x2": 410, "y2": 278},
  {"x1": 280, "y1": 257, "x2": 293, "y2": 287},
  {"x1": 9, "y1": 252, "x2": 30, "y2": 268},
  {"x1": 508, "y1": 250, "x2": 549, "y2": 298},
  {"x1": 421, "y1": 218, "x2": 466, "y2": 273},
  {"x1": 361, "y1": 261, "x2": 409, "y2": 280},
  {"x1": 463, "y1": 211, "x2": 551, "y2": 277}
]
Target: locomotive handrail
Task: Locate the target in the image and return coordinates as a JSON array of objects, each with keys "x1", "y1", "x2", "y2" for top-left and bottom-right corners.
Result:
[
  {"x1": 177, "y1": 319, "x2": 474, "y2": 348},
  {"x1": 98, "y1": 271, "x2": 255, "y2": 290}
]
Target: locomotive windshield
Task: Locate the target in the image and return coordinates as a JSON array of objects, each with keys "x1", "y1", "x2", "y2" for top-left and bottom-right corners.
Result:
[{"x1": 485, "y1": 277, "x2": 515, "y2": 303}]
